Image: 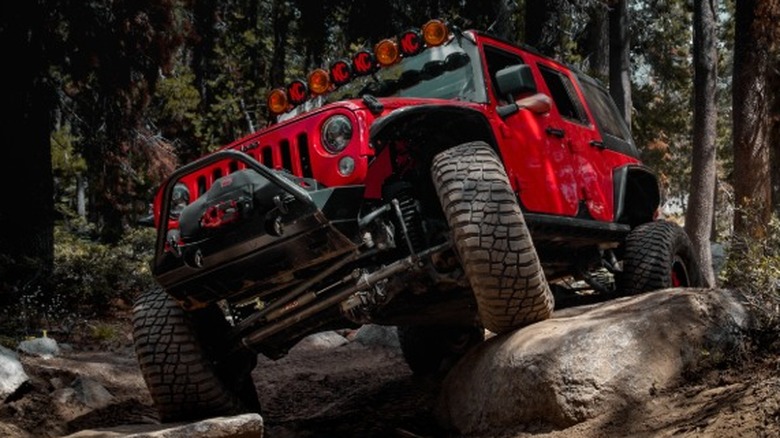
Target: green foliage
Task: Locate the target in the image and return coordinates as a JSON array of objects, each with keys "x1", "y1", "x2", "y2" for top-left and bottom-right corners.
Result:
[
  {"x1": 0, "y1": 223, "x2": 157, "y2": 338},
  {"x1": 721, "y1": 214, "x2": 780, "y2": 340},
  {"x1": 52, "y1": 224, "x2": 157, "y2": 315}
]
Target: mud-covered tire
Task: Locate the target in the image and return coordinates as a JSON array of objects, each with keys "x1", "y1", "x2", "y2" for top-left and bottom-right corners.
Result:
[
  {"x1": 397, "y1": 325, "x2": 485, "y2": 375},
  {"x1": 616, "y1": 220, "x2": 704, "y2": 295},
  {"x1": 132, "y1": 288, "x2": 260, "y2": 422},
  {"x1": 431, "y1": 141, "x2": 554, "y2": 333}
]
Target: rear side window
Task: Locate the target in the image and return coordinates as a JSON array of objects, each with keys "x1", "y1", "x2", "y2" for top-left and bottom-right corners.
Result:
[
  {"x1": 580, "y1": 80, "x2": 632, "y2": 141},
  {"x1": 538, "y1": 65, "x2": 589, "y2": 125}
]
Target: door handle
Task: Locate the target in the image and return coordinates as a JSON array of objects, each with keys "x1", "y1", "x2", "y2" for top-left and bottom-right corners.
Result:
[
  {"x1": 590, "y1": 140, "x2": 605, "y2": 149},
  {"x1": 545, "y1": 127, "x2": 565, "y2": 138}
]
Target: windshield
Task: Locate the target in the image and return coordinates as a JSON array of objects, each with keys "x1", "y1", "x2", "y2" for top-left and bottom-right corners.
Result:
[{"x1": 327, "y1": 34, "x2": 486, "y2": 104}]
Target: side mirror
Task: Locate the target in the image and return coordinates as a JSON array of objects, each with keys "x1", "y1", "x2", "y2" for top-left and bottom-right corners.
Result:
[
  {"x1": 495, "y1": 64, "x2": 536, "y2": 98},
  {"x1": 496, "y1": 93, "x2": 552, "y2": 119}
]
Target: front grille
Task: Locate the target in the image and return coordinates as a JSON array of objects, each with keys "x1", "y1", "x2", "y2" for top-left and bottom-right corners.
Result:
[{"x1": 184, "y1": 132, "x2": 313, "y2": 202}]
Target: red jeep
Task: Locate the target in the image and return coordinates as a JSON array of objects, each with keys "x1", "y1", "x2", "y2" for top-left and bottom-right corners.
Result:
[{"x1": 133, "y1": 19, "x2": 702, "y2": 421}]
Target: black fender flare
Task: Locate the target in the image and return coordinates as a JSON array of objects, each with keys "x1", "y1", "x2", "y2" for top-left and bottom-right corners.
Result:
[
  {"x1": 369, "y1": 104, "x2": 497, "y2": 159},
  {"x1": 613, "y1": 164, "x2": 661, "y2": 227}
]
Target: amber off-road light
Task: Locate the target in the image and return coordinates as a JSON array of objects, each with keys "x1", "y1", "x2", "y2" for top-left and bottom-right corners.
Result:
[
  {"x1": 271, "y1": 18, "x2": 448, "y2": 116},
  {"x1": 422, "y1": 19, "x2": 448, "y2": 46},
  {"x1": 375, "y1": 39, "x2": 400, "y2": 67},
  {"x1": 308, "y1": 69, "x2": 331, "y2": 95},
  {"x1": 267, "y1": 88, "x2": 288, "y2": 115}
]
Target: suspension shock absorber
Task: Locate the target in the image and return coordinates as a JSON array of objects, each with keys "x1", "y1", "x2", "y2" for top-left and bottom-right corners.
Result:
[{"x1": 383, "y1": 181, "x2": 426, "y2": 254}]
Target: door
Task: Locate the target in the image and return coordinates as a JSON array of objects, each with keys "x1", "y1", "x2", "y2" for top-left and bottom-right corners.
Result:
[{"x1": 482, "y1": 44, "x2": 580, "y2": 217}]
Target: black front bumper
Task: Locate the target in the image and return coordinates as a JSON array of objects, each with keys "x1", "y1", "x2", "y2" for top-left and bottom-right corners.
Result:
[{"x1": 152, "y1": 150, "x2": 365, "y2": 309}]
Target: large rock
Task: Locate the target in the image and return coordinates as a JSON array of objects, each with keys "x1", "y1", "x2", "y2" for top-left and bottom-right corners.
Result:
[
  {"x1": 436, "y1": 288, "x2": 750, "y2": 435},
  {"x1": 61, "y1": 413, "x2": 264, "y2": 438},
  {"x1": 0, "y1": 345, "x2": 29, "y2": 401},
  {"x1": 18, "y1": 336, "x2": 60, "y2": 359}
]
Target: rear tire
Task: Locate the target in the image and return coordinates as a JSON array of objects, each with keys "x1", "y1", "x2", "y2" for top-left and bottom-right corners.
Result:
[
  {"x1": 132, "y1": 288, "x2": 260, "y2": 422},
  {"x1": 616, "y1": 220, "x2": 704, "y2": 295},
  {"x1": 431, "y1": 141, "x2": 554, "y2": 333},
  {"x1": 397, "y1": 325, "x2": 485, "y2": 375}
]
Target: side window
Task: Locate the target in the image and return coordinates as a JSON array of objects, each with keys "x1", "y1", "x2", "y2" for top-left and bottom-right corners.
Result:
[
  {"x1": 579, "y1": 79, "x2": 632, "y2": 141},
  {"x1": 538, "y1": 65, "x2": 589, "y2": 125},
  {"x1": 484, "y1": 46, "x2": 526, "y2": 104}
]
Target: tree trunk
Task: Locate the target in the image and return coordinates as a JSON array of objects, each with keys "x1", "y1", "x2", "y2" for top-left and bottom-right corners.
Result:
[
  {"x1": 524, "y1": 0, "x2": 555, "y2": 55},
  {"x1": 771, "y1": 64, "x2": 780, "y2": 215},
  {"x1": 77, "y1": 174, "x2": 87, "y2": 218},
  {"x1": 609, "y1": 0, "x2": 632, "y2": 127},
  {"x1": 0, "y1": 2, "x2": 55, "y2": 295},
  {"x1": 490, "y1": 0, "x2": 517, "y2": 41},
  {"x1": 585, "y1": 1, "x2": 610, "y2": 83},
  {"x1": 685, "y1": 0, "x2": 718, "y2": 287},
  {"x1": 732, "y1": 0, "x2": 779, "y2": 238},
  {"x1": 270, "y1": 0, "x2": 292, "y2": 88}
]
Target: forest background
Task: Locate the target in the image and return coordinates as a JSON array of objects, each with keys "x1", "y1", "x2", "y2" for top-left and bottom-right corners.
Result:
[{"x1": 0, "y1": 0, "x2": 778, "y2": 344}]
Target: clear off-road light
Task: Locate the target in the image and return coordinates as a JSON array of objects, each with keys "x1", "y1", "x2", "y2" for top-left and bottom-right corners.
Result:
[
  {"x1": 321, "y1": 115, "x2": 353, "y2": 154},
  {"x1": 338, "y1": 156, "x2": 356, "y2": 176}
]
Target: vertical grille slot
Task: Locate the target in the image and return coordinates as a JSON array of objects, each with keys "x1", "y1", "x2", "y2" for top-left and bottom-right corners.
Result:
[
  {"x1": 212, "y1": 168, "x2": 223, "y2": 181},
  {"x1": 297, "y1": 133, "x2": 313, "y2": 178},
  {"x1": 262, "y1": 147, "x2": 274, "y2": 168},
  {"x1": 280, "y1": 140, "x2": 293, "y2": 173},
  {"x1": 197, "y1": 176, "x2": 207, "y2": 197}
]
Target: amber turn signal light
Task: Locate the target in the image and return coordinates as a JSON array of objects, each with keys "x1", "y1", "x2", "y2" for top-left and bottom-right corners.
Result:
[
  {"x1": 267, "y1": 88, "x2": 288, "y2": 114},
  {"x1": 308, "y1": 69, "x2": 331, "y2": 95},
  {"x1": 374, "y1": 39, "x2": 400, "y2": 67},
  {"x1": 422, "y1": 19, "x2": 448, "y2": 46}
]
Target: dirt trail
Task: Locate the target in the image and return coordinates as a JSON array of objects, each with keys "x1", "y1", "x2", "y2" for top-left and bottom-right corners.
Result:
[{"x1": 1, "y1": 316, "x2": 778, "y2": 438}]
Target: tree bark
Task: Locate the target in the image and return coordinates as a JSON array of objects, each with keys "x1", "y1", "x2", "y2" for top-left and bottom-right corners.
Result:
[
  {"x1": 524, "y1": 0, "x2": 555, "y2": 55},
  {"x1": 0, "y1": 1, "x2": 55, "y2": 294},
  {"x1": 732, "y1": 0, "x2": 779, "y2": 238},
  {"x1": 586, "y1": 1, "x2": 610, "y2": 83},
  {"x1": 270, "y1": 0, "x2": 292, "y2": 88},
  {"x1": 685, "y1": 0, "x2": 718, "y2": 287},
  {"x1": 609, "y1": 0, "x2": 632, "y2": 127},
  {"x1": 490, "y1": 0, "x2": 517, "y2": 41}
]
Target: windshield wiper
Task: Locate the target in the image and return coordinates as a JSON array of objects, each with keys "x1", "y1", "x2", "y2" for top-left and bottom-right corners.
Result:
[{"x1": 362, "y1": 94, "x2": 384, "y2": 114}]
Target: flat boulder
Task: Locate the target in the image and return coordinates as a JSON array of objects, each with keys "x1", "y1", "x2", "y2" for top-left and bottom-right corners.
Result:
[
  {"x1": 436, "y1": 288, "x2": 750, "y2": 435},
  {"x1": 61, "y1": 413, "x2": 263, "y2": 438}
]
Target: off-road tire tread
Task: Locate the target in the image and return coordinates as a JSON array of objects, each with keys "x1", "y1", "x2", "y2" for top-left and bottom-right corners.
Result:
[
  {"x1": 617, "y1": 220, "x2": 704, "y2": 295},
  {"x1": 431, "y1": 142, "x2": 554, "y2": 333},
  {"x1": 132, "y1": 288, "x2": 248, "y2": 422}
]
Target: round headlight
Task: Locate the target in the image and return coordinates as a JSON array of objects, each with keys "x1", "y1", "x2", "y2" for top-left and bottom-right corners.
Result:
[
  {"x1": 321, "y1": 115, "x2": 353, "y2": 154},
  {"x1": 170, "y1": 182, "x2": 190, "y2": 219}
]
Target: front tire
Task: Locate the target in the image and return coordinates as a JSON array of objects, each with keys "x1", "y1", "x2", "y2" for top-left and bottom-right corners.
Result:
[
  {"x1": 616, "y1": 220, "x2": 704, "y2": 295},
  {"x1": 431, "y1": 141, "x2": 554, "y2": 334},
  {"x1": 132, "y1": 288, "x2": 260, "y2": 422}
]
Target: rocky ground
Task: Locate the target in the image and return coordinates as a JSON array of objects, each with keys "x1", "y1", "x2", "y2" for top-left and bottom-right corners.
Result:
[{"x1": 1, "y1": 306, "x2": 779, "y2": 438}]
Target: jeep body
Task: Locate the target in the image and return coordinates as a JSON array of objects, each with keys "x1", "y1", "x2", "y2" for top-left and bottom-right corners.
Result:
[{"x1": 133, "y1": 19, "x2": 699, "y2": 421}]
